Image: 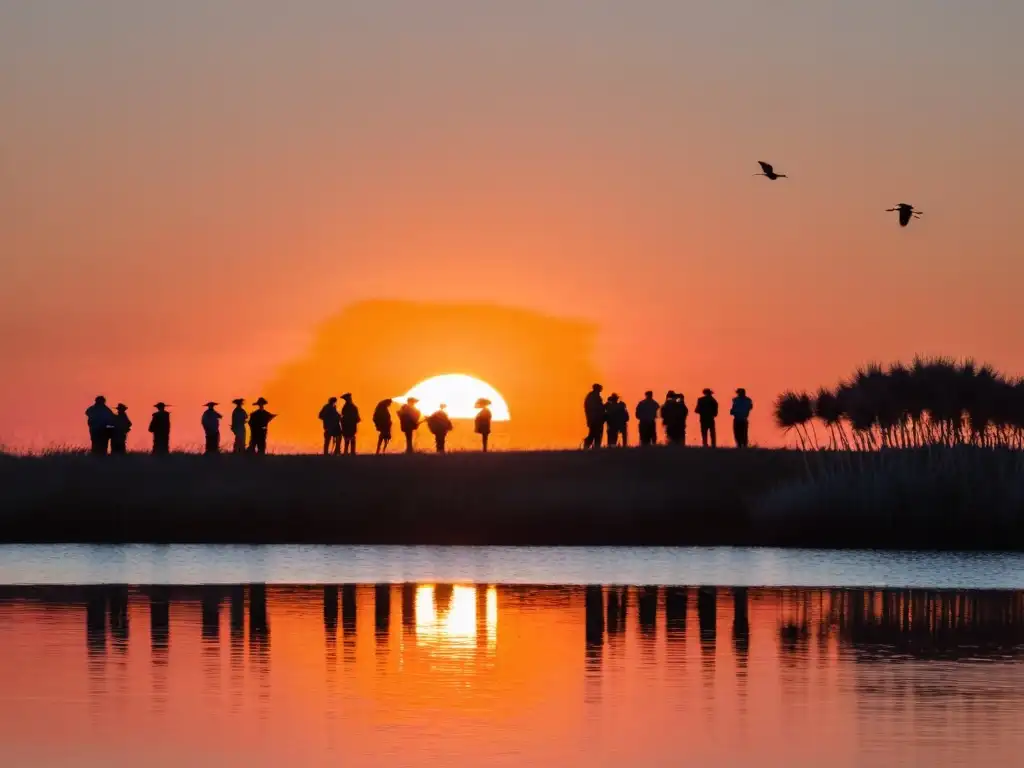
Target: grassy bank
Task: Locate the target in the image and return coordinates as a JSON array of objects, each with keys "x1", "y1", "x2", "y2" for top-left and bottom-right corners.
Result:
[{"x1": 1, "y1": 447, "x2": 1021, "y2": 549}]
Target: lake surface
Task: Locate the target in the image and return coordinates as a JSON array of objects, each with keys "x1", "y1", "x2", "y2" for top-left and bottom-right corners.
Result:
[{"x1": 2, "y1": 547, "x2": 1023, "y2": 766}]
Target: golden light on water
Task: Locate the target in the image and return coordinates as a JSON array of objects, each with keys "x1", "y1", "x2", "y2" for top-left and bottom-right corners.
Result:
[
  {"x1": 414, "y1": 585, "x2": 497, "y2": 654},
  {"x1": 395, "y1": 374, "x2": 511, "y2": 420}
]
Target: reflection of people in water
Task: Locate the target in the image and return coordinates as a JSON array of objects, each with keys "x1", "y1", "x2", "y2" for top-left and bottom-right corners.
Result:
[
  {"x1": 426, "y1": 404, "x2": 454, "y2": 453},
  {"x1": 397, "y1": 397, "x2": 422, "y2": 454},
  {"x1": 373, "y1": 399, "x2": 394, "y2": 454},
  {"x1": 340, "y1": 393, "x2": 360, "y2": 455},
  {"x1": 248, "y1": 398, "x2": 276, "y2": 455},
  {"x1": 318, "y1": 396, "x2": 341, "y2": 456},
  {"x1": 148, "y1": 403, "x2": 171, "y2": 455},
  {"x1": 474, "y1": 398, "x2": 493, "y2": 452},
  {"x1": 111, "y1": 403, "x2": 131, "y2": 454}
]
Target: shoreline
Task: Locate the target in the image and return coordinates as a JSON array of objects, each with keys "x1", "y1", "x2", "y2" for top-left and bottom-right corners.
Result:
[{"x1": 2, "y1": 448, "x2": 1021, "y2": 550}]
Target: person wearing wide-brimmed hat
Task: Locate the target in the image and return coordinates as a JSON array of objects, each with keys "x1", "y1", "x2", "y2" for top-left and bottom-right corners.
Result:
[
  {"x1": 201, "y1": 402, "x2": 222, "y2": 454},
  {"x1": 474, "y1": 398, "x2": 493, "y2": 452},
  {"x1": 340, "y1": 393, "x2": 361, "y2": 455},
  {"x1": 730, "y1": 388, "x2": 754, "y2": 448},
  {"x1": 318, "y1": 396, "x2": 342, "y2": 455},
  {"x1": 248, "y1": 398, "x2": 276, "y2": 455},
  {"x1": 230, "y1": 399, "x2": 248, "y2": 454},
  {"x1": 373, "y1": 399, "x2": 394, "y2": 454},
  {"x1": 695, "y1": 388, "x2": 719, "y2": 448},
  {"x1": 111, "y1": 403, "x2": 132, "y2": 454},
  {"x1": 397, "y1": 397, "x2": 422, "y2": 454},
  {"x1": 85, "y1": 395, "x2": 115, "y2": 455},
  {"x1": 149, "y1": 402, "x2": 172, "y2": 455}
]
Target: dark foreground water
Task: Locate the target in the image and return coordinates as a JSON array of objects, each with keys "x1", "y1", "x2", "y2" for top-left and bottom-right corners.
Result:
[{"x1": 2, "y1": 548, "x2": 1024, "y2": 766}]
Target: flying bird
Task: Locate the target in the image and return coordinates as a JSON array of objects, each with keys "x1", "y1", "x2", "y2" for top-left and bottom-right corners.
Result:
[
  {"x1": 754, "y1": 161, "x2": 787, "y2": 180},
  {"x1": 886, "y1": 203, "x2": 923, "y2": 227}
]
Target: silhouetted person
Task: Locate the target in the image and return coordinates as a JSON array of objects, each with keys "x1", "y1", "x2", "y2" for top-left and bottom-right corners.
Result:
[
  {"x1": 730, "y1": 388, "x2": 754, "y2": 448},
  {"x1": 85, "y1": 395, "x2": 115, "y2": 455},
  {"x1": 474, "y1": 398, "x2": 493, "y2": 452},
  {"x1": 373, "y1": 399, "x2": 393, "y2": 454},
  {"x1": 148, "y1": 403, "x2": 171, "y2": 455},
  {"x1": 111, "y1": 403, "x2": 131, "y2": 454},
  {"x1": 201, "y1": 401, "x2": 222, "y2": 454},
  {"x1": 318, "y1": 396, "x2": 341, "y2": 455},
  {"x1": 340, "y1": 393, "x2": 360, "y2": 455},
  {"x1": 230, "y1": 398, "x2": 247, "y2": 453},
  {"x1": 397, "y1": 397, "x2": 422, "y2": 453},
  {"x1": 583, "y1": 383, "x2": 605, "y2": 449},
  {"x1": 635, "y1": 391, "x2": 660, "y2": 446},
  {"x1": 248, "y1": 397, "x2": 275, "y2": 455},
  {"x1": 605, "y1": 394, "x2": 629, "y2": 447},
  {"x1": 695, "y1": 388, "x2": 718, "y2": 447},
  {"x1": 426, "y1": 404, "x2": 454, "y2": 453},
  {"x1": 663, "y1": 391, "x2": 688, "y2": 445}
]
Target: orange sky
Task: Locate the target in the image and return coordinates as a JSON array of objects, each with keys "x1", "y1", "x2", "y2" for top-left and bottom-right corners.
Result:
[{"x1": 1, "y1": 2, "x2": 1022, "y2": 450}]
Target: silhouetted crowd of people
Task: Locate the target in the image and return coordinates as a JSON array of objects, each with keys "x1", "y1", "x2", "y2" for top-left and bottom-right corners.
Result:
[
  {"x1": 583, "y1": 384, "x2": 754, "y2": 449},
  {"x1": 84, "y1": 386, "x2": 752, "y2": 456}
]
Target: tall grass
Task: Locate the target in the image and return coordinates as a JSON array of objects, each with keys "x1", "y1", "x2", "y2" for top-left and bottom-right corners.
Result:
[{"x1": 774, "y1": 357, "x2": 1024, "y2": 451}]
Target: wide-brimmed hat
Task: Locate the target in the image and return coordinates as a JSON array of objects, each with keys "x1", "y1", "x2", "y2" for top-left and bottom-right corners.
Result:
[
  {"x1": 255, "y1": 397, "x2": 269, "y2": 406},
  {"x1": 154, "y1": 402, "x2": 169, "y2": 409},
  {"x1": 232, "y1": 398, "x2": 245, "y2": 405},
  {"x1": 702, "y1": 388, "x2": 713, "y2": 395},
  {"x1": 341, "y1": 393, "x2": 352, "y2": 400},
  {"x1": 736, "y1": 388, "x2": 746, "y2": 396},
  {"x1": 204, "y1": 401, "x2": 218, "y2": 407},
  {"x1": 116, "y1": 403, "x2": 128, "y2": 411},
  {"x1": 474, "y1": 398, "x2": 492, "y2": 408}
]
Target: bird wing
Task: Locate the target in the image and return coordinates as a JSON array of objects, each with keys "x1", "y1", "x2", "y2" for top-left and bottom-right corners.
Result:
[{"x1": 758, "y1": 161, "x2": 773, "y2": 174}]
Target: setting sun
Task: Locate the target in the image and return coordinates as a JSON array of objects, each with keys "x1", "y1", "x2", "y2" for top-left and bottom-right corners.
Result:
[{"x1": 396, "y1": 374, "x2": 511, "y2": 420}]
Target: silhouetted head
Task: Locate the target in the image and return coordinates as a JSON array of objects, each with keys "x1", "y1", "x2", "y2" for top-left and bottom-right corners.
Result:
[
  {"x1": 703, "y1": 388, "x2": 713, "y2": 396},
  {"x1": 666, "y1": 390, "x2": 677, "y2": 399},
  {"x1": 341, "y1": 393, "x2": 352, "y2": 401},
  {"x1": 95, "y1": 395, "x2": 106, "y2": 404},
  {"x1": 154, "y1": 402, "x2": 167, "y2": 410},
  {"x1": 475, "y1": 398, "x2": 491, "y2": 408},
  {"x1": 439, "y1": 403, "x2": 447, "y2": 410},
  {"x1": 608, "y1": 393, "x2": 620, "y2": 403},
  {"x1": 327, "y1": 396, "x2": 337, "y2": 404},
  {"x1": 736, "y1": 388, "x2": 746, "y2": 397},
  {"x1": 116, "y1": 403, "x2": 128, "y2": 412},
  {"x1": 592, "y1": 383, "x2": 603, "y2": 393},
  {"x1": 255, "y1": 397, "x2": 269, "y2": 407},
  {"x1": 407, "y1": 397, "x2": 419, "y2": 405},
  {"x1": 644, "y1": 390, "x2": 654, "y2": 399},
  {"x1": 204, "y1": 401, "x2": 218, "y2": 408},
  {"x1": 232, "y1": 398, "x2": 245, "y2": 406},
  {"x1": 380, "y1": 398, "x2": 393, "y2": 408}
]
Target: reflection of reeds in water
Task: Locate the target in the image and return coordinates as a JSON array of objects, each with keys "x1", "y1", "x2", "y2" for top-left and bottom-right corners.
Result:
[{"x1": 780, "y1": 589, "x2": 1024, "y2": 661}]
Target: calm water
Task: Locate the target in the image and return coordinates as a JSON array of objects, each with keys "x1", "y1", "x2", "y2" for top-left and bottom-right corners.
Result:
[{"x1": 2, "y1": 548, "x2": 1024, "y2": 766}]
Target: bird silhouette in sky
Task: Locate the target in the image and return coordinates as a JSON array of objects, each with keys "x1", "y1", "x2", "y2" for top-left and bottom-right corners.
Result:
[
  {"x1": 754, "y1": 161, "x2": 787, "y2": 180},
  {"x1": 886, "y1": 203, "x2": 923, "y2": 227}
]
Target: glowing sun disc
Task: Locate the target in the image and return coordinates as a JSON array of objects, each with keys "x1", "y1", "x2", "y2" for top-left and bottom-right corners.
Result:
[{"x1": 396, "y1": 374, "x2": 510, "y2": 420}]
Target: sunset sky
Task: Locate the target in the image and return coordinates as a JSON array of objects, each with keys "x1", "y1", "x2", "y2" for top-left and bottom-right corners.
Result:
[{"x1": 1, "y1": 1, "x2": 1022, "y2": 449}]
